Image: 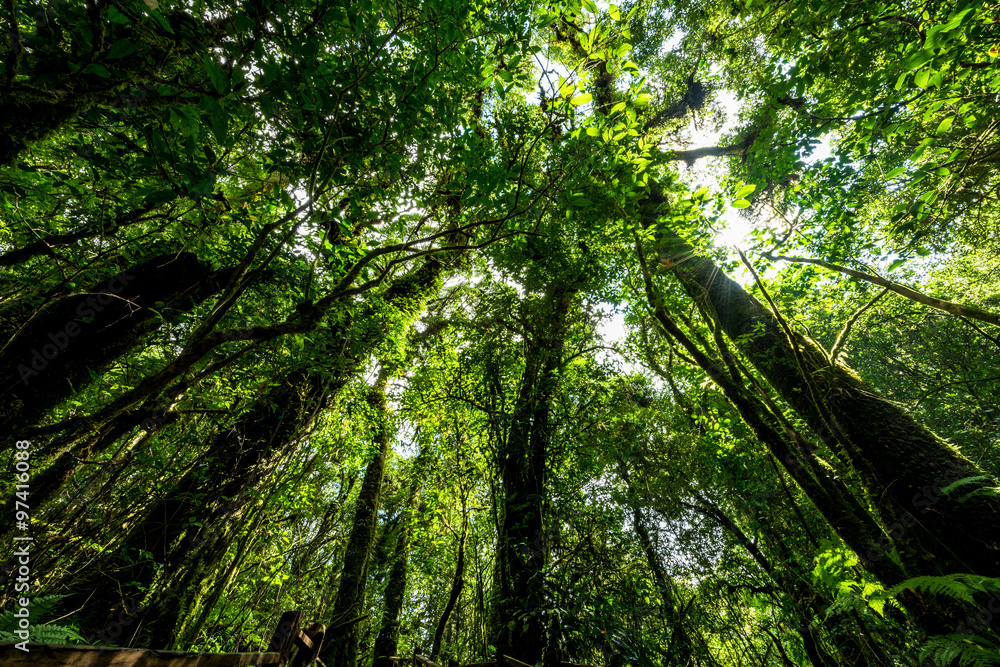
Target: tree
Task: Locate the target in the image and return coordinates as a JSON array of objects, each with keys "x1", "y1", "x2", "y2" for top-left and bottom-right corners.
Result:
[{"x1": 4, "y1": 0, "x2": 1000, "y2": 664}]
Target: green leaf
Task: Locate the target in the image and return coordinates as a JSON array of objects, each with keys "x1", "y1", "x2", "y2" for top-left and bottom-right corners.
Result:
[
  {"x1": 936, "y1": 116, "x2": 954, "y2": 135},
  {"x1": 901, "y1": 50, "x2": 934, "y2": 71},
  {"x1": 634, "y1": 93, "x2": 651, "y2": 106},
  {"x1": 83, "y1": 63, "x2": 112, "y2": 78},
  {"x1": 735, "y1": 183, "x2": 756, "y2": 199},
  {"x1": 927, "y1": 7, "x2": 975, "y2": 42},
  {"x1": 733, "y1": 199, "x2": 751, "y2": 209},
  {"x1": 199, "y1": 96, "x2": 229, "y2": 144},
  {"x1": 571, "y1": 93, "x2": 593, "y2": 106},
  {"x1": 107, "y1": 38, "x2": 141, "y2": 59},
  {"x1": 204, "y1": 55, "x2": 228, "y2": 94},
  {"x1": 887, "y1": 258, "x2": 907, "y2": 272},
  {"x1": 144, "y1": 189, "x2": 177, "y2": 205},
  {"x1": 915, "y1": 68, "x2": 931, "y2": 88},
  {"x1": 581, "y1": 0, "x2": 597, "y2": 13},
  {"x1": 608, "y1": 4, "x2": 621, "y2": 21},
  {"x1": 885, "y1": 166, "x2": 906, "y2": 179},
  {"x1": 145, "y1": 7, "x2": 174, "y2": 34}
]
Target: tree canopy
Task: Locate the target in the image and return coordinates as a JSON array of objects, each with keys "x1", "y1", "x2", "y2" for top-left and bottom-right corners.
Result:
[{"x1": 2, "y1": 0, "x2": 999, "y2": 665}]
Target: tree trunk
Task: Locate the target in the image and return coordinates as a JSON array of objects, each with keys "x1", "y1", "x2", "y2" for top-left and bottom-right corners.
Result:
[
  {"x1": 371, "y1": 456, "x2": 428, "y2": 667},
  {"x1": 322, "y1": 367, "x2": 393, "y2": 667},
  {"x1": 651, "y1": 205, "x2": 1000, "y2": 579},
  {"x1": 17, "y1": 392, "x2": 183, "y2": 524},
  {"x1": 631, "y1": 245, "x2": 987, "y2": 637},
  {"x1": 431, "y1": 505, "x2": 468, "y2": 662},
  {"x1": 637, "y1": 248, "x2": 908, "y2": 590},
  {"x1": 0, "y1": 99, "x2": 83, "y2": 166},
  {"x1": 0, "y1": 252, "x2": 228, "y2": 435},
  {"x1": 495, "y1": 281, "x2": 577, "y2": 665},
  {"x1": 0, "y1": 202, "x2": 158, "y2": 267},
  {"x1": 617, "y1": 461, "x2": 701, "y2": 667},
  {"x1": 64, "y1": 369, "x2": 326, "y2": 645},
  {"x1": 641, "y1": 184, "x2": 1000, "y2": 623}
]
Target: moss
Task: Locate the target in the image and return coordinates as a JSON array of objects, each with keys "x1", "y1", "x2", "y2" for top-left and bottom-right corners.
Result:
[
  {"x1": 665, "y1": 233, "x2": 1000, "y2": 583},
  {"x1": 0, "y1": 253, "x2": 215, "y2": 435}
]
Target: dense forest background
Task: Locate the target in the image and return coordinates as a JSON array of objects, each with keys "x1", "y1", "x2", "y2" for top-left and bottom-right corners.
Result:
[{"x1": 1, "y1": 0, "x2": 999, "y2": 665}]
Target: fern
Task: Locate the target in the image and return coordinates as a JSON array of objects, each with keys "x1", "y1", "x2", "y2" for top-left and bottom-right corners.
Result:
[
  {"x1": 812, "y1": 539, "x2": 901, "y2": 617},
  {"x1": 941, "y1": 476, "x2": 1000, "y2": 503},
  {"x1": 0, "y1": 595, "x2": 88, "y2": 645},
  {"x1": 920, "y1": 633, "x2": 1000, "y2": 667},
  {"x1": 883, "y1": 573, "x2": 1000, "y2": 606}
]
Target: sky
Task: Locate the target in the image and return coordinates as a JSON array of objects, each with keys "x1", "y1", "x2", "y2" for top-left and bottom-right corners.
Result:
[
  {"x1": 597, "y1": 86, "x2": 741, "y2": 348},
  {"x1": 594, "y1": 81, "x2": 834, "y2": 347}
]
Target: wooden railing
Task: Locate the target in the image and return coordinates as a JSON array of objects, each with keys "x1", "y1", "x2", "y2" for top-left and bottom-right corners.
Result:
[
  {"x1": 0, "y1": 610, "x2": 325, "y2": 667},
  {"x1": 390, "y1": 652, "x2": 593, "y2": 667}
]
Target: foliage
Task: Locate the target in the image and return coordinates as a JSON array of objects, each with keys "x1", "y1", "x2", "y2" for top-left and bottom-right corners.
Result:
[
  {"x1": 0, "y1": 595, "x2": 88, "y2": 644},
  {"x1": 2, "y1": 0, "x2": 999, "y2": 663}
]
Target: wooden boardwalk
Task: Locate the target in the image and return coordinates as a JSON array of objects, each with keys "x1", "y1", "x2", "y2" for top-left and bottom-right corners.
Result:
[
  {"x1": 1, "y1": 611, "x2": 595, "y2": 667},
  {"x1": 0, "y1": 611, "x2": 324, "y2": 667}
]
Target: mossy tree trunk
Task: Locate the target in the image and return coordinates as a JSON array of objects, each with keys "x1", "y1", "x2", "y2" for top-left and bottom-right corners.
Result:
[
  {"x1": 322, "y1": 366, "x2": 393, "y2": 667},
  {"x1": 1, "y1": 252, "x2": 228, "y2": 435},
  {"x1": 617, "y1": 461, "x2": 702, "y2": 667},
  {"x1": 316, "y1": 244, "x2": 459, "y2": 667},
  {"x1": 431, "y1": 500, "x2": 468, "y2": 662},
  {"x1": 0, "y1": 2, "x2": 227, "y2": 166},
  {"x1": 632, "y1": 242, "x2": 977, "y2": 634},
  {"x1": 646, "y1": 186, "x2": 1000, "y2": 581},
  {"x1": 64, "y1": 369, "x2": 326, "y2": 645},
  {"x1": 371, "y1": 457, "x2": 427, "y2": 667},
  {"x1": 495, "y1": 281, "x2": 577, "y2": 665}
]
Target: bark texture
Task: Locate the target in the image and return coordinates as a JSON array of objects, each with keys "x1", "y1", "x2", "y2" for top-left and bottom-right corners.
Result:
[
  {"x1": 322, "y1": 368, "x2": 392, "y2": 667},
  {"x1": 371, "y1": 465, "x2": 425, "y2": 667},
  {"x1": 640, "y1": 185, "x2": 1000, "y2": 628},
  {"x1": 431, "y1": 510, "x2": 467, "y2": 661},
  {"x1": 1, "y1": 252, "x2": 227, "y2": 435},
  {"x1": 495, "y1": 281, "x2": 577, "y2": 665},
  {"x1": 66, "y1": 369, "x2": 325, "y2": 646}
]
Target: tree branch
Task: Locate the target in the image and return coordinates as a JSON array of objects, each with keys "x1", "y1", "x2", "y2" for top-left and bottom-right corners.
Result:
[{"x1": 762, "y1": 252, "x2": 1000, "y2": 327}]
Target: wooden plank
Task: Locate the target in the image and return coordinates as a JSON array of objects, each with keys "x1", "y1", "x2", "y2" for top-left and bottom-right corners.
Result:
[
  {"x1": 295, "y1": 631, "x2": 314, "y2": 652},
  {"x1": 501, "y1": 655, "x2": 533, "y2": 667},
  {"x1": 267, "y1": 611, "x2": 304, "y2": 665},
  {"x1": 413, "y1": 655, "x2": 441, "y2": 667},
  {"x1": 289, "y1": 622, "x2": 325, "y2": 667},
  {"x1": 0, "y1": 643, "x2": 280, "y2": 667}
]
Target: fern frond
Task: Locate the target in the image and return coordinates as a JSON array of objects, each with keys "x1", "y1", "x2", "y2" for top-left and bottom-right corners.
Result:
[
  {"x1": 0, "y1": 595, "x2": 87, "y2": 645},
  {"x1": 920, "y1": 633, "x2": 1000, "y2": 667},
  {"x1": 941, "y1": 476, "x2": 993, "y2": 496},
  {"x1": 885, "y1": 574, "x2": 1000, "y2": 605}
]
